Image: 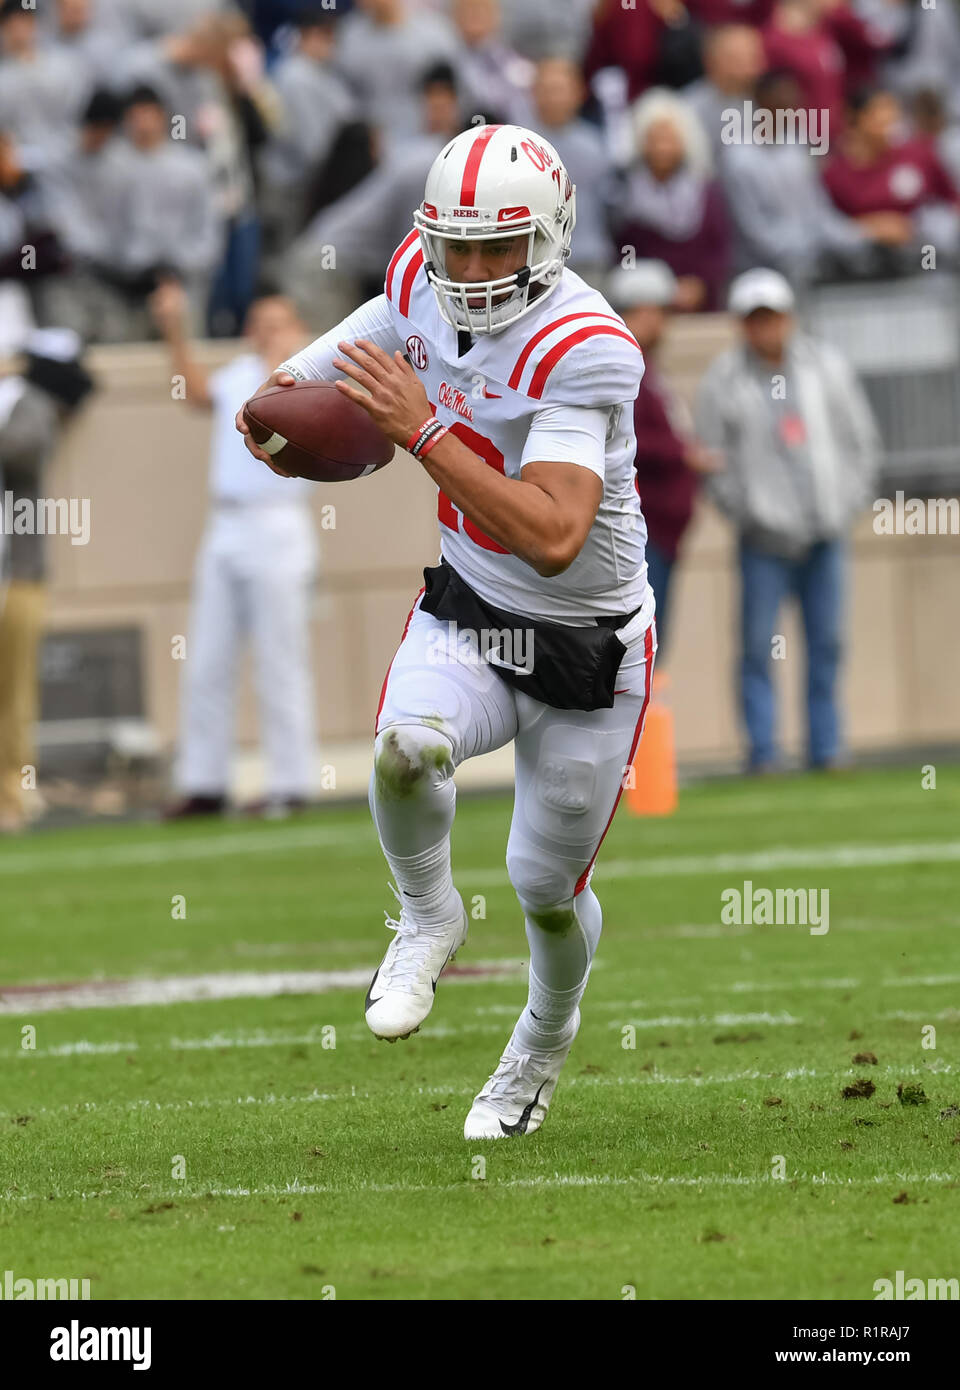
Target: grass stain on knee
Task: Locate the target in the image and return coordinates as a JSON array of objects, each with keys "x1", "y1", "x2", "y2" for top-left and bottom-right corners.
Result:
[
  {"x1": 375, "y1": 729, "x2": 450, "y2": 800},
  {"x1": 527, "y1": 905, "x2": 578, "y2": 936}
]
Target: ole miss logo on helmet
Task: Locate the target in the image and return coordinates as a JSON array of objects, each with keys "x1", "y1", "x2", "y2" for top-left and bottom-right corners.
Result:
[{"x1": 406, "y1": 335, "x2": 428, "y2": 370}]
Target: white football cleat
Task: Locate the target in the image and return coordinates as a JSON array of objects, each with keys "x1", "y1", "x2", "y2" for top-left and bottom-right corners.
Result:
[
  {"x1": 364, "y1": 889, "x2": 468, "y2": 1041},
  {"x1": 463, "y1": 1010, "x2": 580, "y2": 1139}
]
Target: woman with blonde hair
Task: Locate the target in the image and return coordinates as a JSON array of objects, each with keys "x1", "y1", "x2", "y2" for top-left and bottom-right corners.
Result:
[{"x1": 616, "y1": 87, "x2": 731, "y2": 310}]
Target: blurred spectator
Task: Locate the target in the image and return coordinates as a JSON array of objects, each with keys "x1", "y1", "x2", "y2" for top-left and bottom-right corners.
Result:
[
  {"x1": 150, "y1": 282, "x2": 318, "y2": 820},
  {"x1": 822, "y1": 86, "x2": 960, "y2": 269},
  {"x1": 0, "y1": 0, "x2": 93, "y2": 168},
  {"x1": 0, "y1": 328, "x2": 94, "y2": 834},
  {"x1": 911, "y1": 89, "x2": 960, "y2": 197},
  {"x1": 721, "y1": 69, "x2": 869, "y2": 281},
  {"x1": 695, "y1": 269, "x2": 879, "y2": 772},
  {"x1": 608, "y1": 260, "x2": 720, "y2": 654},
  {"x1": 35, "y1": 89, "x2": 126, "y2": 336},
  {"x1": 617, "y1": 89, "x2": 730, "y2": 310},
  {"x1": 452, "y1": 0, "x2": 535, "y2": 127},
  {"x1": 49, "y1": 0, "x2": 132, "y2": 86},
  {"x1": 336, "y1": 0, "x2": 460, "y2": 146},
  {"x1": 301, "y1": 121, "x2": 378, "y2": 229},
  {"x1": 501, "y1": 0, "x2": 595, "y2": 62},
  {"x1": 115, "y1": 13, "x2": 274, "y2": 335},
  {"x1": 761, "y1": 0, "x2": 893, "y2": 139},
  {"x1": 259, "y1": 9, "x2": 357, "y2": 251},
  {"x1": 288, "y1": 63, "x2": 462, "y2": 316},
  {"x1": 584, "y1": 0, "x2": 702, "y2": 101},
  {"x1": 683, "y1": 24, "x2": 767, "y2": 161},
  {"x1": 94, "y1": 85, "x2": 222, "y2": 340},
  {"x1": 101, "y1": 0, "x2": 225, "y2": 40},
  {"x1": 689, "y1": 0, "x2": 773, "y2": 22},
  {"x1": 531, "y1": 57, "x2": 615, "y2": 281},
  {"x1": 869, "y1": 0, "x2": 960, "y2": 123},
  {"x1": 0, "y1": 132, "x2": 68, "y2": 311}
]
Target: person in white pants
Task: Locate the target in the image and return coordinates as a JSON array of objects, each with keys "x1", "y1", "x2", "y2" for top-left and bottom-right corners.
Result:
[{"x1": 151, "y1": 283, "x2": 318, "y2": 818}]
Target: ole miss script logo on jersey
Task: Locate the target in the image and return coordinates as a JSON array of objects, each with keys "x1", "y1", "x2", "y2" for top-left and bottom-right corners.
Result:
[
  {"x1": 438, "y1": 381, "x2": 474, "y2": 422},
  {"x1": 406, "y1": 335, "x2": 428, "y2": 369}
]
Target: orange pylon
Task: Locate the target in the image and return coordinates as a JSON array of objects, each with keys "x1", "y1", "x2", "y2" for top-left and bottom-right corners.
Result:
[{"x1": 626, "y1": 668, "x2": 678, "y2": 815}]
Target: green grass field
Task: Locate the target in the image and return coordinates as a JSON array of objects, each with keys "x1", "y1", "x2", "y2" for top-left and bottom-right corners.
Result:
[{"x1": 1, "y1": 766, "x2": 958, "y2": 1300}]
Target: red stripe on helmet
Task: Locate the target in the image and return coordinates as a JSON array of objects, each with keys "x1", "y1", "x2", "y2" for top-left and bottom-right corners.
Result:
[
  {"x1": 528, "y1": 325, "x2": 640, "y2": 400},
  {"x1": 508, "y1": 311, "x2": 623, "y2": 392},
  {"x1": 459, "y1": 125, "x2": 502, "y2": 207}
]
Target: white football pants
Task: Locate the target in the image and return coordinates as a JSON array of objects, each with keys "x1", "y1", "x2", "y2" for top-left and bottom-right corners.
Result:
[
  {"x1": 373, "y1": 592, "x2": 656, "y2": 910},
  {"x1": 176, "y1": 502, "x2": 318, "y2": 798}
]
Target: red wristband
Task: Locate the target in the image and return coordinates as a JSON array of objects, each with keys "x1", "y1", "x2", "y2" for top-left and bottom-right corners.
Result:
[
  {"x1": 406, "y1": 416, "x2": 439, "y2": 453},
  {"x1": 416, "y1": 425, "x2": 448, "y2": 460}
]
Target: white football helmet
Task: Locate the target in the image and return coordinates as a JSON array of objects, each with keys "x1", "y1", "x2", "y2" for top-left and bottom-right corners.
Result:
[{"x1": 413, "y1": 123, "x2": 577, "y2": 335}]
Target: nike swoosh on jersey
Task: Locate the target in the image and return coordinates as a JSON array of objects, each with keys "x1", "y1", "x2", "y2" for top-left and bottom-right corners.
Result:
[{"x1": 482, "y1": 389, "x2": 502, "y2": 398}]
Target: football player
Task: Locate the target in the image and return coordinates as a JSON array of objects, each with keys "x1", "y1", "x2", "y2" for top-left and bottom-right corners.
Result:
[{"x1": 237, "y1": 124, "x2": 656, "y2": 1138}]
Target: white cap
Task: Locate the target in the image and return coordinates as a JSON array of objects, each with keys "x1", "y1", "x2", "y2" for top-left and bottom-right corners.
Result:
[
  {"x1": 727, "y1": 268, "x2": 795, "y2": 317},
  {"x1": 607, "y1": 260, "x2": 677, "y2": 311}
]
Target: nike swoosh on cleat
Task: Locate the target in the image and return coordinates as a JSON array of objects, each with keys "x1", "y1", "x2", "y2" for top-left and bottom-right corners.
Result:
[
  {"x1": 365, "y1": 968, "x2": 382, "y2": 1011},
  {"x1": 499, "y1": 1081, "x2": 546, "y2": 1136},
  {"x1": 431, "y1": 938, "x2": 459, "y2": 993}
]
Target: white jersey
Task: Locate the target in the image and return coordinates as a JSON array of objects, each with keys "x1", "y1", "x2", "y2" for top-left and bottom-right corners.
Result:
[{"x1": 281, "y1": 230, "x2": 650, "y2": 624}]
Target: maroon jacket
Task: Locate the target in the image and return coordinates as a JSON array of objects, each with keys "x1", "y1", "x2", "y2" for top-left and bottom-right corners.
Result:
[
  {"x1": 617, "y1": 179, "x2": 731, "y2": 311},
  {"x1": 583, "y1": 0, "x2": 664, "y2": 100},
  {"x1": 823, "y1": 136, "x2": 960, "y2": 217},
  {"x1": 688, "y1": 0, "x2": 773, "y2": 24},
  {"x1": 762, "y1": 6, "x2": 892, "y2": 136},
  {"x1": 632, "y1": 362, "x2": 698, "y2": 560}
]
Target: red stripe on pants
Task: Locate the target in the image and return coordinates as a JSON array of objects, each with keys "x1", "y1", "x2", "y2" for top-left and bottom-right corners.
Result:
[{"x1": 574, "y1": 621, "x2": 656, "y2": 896}]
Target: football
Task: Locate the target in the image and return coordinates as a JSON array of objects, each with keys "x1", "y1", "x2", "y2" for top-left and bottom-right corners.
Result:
[{"x1": 242, "y1": 380, "x2": 395, "y2": 482}]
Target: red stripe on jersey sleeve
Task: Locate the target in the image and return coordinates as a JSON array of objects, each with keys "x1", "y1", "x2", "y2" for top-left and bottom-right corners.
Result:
[
  {"x1": 386, "y1": 230, "x2": 419, "y2": 303},
  {"x1": 398, "y1": 248, "x2": 424, "y2": 316},
  {"x1": 459, "y1": 125, "x2": 501, "y2": 206},
  {"x1": 508, "y1": 311, "x2": 623, "y2": 393},
  {"x1": 528, "y1": 325, "x2": 640, "y2": 400}
]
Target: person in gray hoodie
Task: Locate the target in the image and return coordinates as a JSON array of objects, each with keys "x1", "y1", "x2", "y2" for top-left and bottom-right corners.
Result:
[{"x1": 695, "y1": 268, "x2": 879, "y2": 773}]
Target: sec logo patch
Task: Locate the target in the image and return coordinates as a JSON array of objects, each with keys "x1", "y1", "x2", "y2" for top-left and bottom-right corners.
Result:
[{"x1": 406, "y1": 335, "x2": 428, "y2": 370}]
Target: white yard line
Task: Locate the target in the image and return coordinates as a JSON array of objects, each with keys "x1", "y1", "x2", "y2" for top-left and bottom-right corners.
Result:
[
  {"x1": 2, "y1": 1062, "x2": 953, "y2": 1123},
  {"x1": 605, "y1": 1010, "x2": 800, "y2": 1029},
  {"x1": 0, "y1": 824, "x2": 365, "y2": 875},
  {"x1": 0, "y1": 961, "x2": 526, "y2": 1016},
  {"x1": 3, "y1": 831, "x2": 960, "y2": 879},
  {"x1": 2, "y1": 1170, "x2": 956, "y2": 1205}
]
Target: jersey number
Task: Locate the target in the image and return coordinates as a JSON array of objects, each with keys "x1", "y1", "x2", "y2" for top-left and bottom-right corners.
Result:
[{"x1": 435, "y1": 419, "x2": 509, "y2": 555}]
